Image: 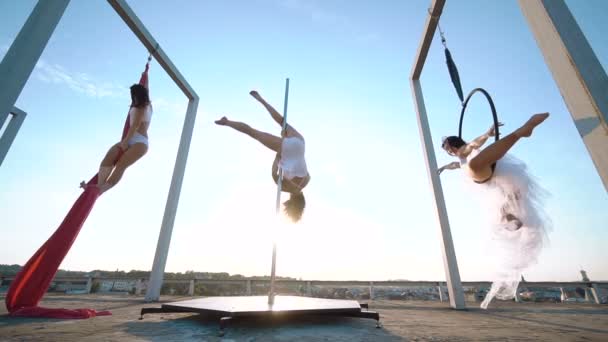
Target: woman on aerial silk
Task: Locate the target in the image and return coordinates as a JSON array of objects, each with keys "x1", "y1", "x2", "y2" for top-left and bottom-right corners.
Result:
[
  {"x1": 81, "y1": 84, "x2": 153, "y2": 194},
  {"x1": 215, "y1": 90, "x2": 311, "y2": 222},
  {"x1": 438, "y1": 112, "x2": 552, "y2": 309}
]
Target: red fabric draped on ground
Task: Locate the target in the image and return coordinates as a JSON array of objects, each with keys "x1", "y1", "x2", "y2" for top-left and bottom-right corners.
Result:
[{"x1": 5, "y1": 65, "x2": 149, "y2": 319}]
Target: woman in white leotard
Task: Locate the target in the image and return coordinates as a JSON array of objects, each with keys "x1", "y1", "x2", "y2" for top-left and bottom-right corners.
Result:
[
  {"x1": 438, "y1": 112, "x2": 552, "y2": 309},
  {"x1": 215, "y1": 90, "x2": 311, "y2": 222},
  {"x1": 81, "y1": 84, "x2": 153, "y2": 194}
]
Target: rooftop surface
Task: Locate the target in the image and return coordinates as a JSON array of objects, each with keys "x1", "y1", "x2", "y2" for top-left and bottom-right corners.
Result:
[{"x1": 1, "y1": 294, "x2": 607, "y2": 341}]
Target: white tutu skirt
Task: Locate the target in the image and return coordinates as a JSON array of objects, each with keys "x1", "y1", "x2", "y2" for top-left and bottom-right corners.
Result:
[{"x1": 461, "y1": 154, "x2": 552, "y2": 309}]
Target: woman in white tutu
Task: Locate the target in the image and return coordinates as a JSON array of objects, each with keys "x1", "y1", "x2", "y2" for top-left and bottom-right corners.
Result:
[{"x1": 438, "y1": 112, "x2": 552, "y2": 309}]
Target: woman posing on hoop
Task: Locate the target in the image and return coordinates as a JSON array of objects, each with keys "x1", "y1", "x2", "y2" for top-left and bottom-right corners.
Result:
[
  {"x1": 439, "y1": 112, "x2": 549, "y2": 229},
  {"x1": 215, "y1": 90, "x2": 310, "y2": 223},
  {"x1": 438, "y1": 112, "x2": 552, "y2": 309}
]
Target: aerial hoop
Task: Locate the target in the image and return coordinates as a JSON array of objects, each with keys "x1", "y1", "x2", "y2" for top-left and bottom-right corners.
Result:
[{"x1": 458, "y1": 88, "x2": 501, "y2": 143}]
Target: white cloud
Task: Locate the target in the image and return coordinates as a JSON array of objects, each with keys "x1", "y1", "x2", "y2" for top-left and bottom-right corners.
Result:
[
  {"x1": 276, "y1": 0, "x2": 346, "y2": 25},
  {"x1": 274, "y1": 0, "x2": 378, "y2": 43},
  {"x1": 34, "y1": 60, "x2": 127, "y2": 99},
  {"x1": 276, "y1": 0, "x2": 379, "y2": 43},
  {"x1": 1, "y1": 41, "x2": 128, "y2": 99}
]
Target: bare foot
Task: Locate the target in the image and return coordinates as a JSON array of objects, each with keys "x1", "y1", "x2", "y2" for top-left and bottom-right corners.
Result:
[
  {"x1": 80, "y1": 181, "x2": 98, "y2": 190},
  {"x1": 97, "y1": 183, "x2": 111, "y2": 195},
  {"x1": 504, "y1": 213, "x2": 523, "y2": 231},
  {"x1": 80, "y1": 181, "x2": 102, "y2": 194},
  {"x1": 214, "y1": 116, "x2": 229, "y2": 125},
  {"x1": 516, "y1": 112, "x2": 549, "y2": 138},
  {"x1": 249, "y1": 90, "x2": 261, "y2": 100}
]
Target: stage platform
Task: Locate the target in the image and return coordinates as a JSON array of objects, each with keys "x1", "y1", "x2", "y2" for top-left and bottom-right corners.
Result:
[{"x1": 140, "y1": 295, "x2": 381, "y2": 336}]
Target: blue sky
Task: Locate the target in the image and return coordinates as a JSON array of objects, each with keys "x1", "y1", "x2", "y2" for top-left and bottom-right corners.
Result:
[{"x1": 1, "y1": 0, "x2": 607, "y2": 282}]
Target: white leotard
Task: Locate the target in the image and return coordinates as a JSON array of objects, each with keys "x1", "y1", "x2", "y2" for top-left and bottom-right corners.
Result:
[
  {"x1": 280, "y1": 136, "x2": 308, "y2": 180},
  {"x1": 129, "y1": 104, "x2": 153, "y2": 126},
  {"x1": 127, "y1": 104, "x2": 152, "y2": 147}
]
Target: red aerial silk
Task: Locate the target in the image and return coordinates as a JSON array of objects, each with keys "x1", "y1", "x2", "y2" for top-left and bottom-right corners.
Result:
[{"x1": 5, "y1": 63, "x2": 150, "y2": 319}]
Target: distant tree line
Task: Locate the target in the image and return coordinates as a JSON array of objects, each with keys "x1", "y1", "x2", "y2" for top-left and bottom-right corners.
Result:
[{"x1": 0, "y1": 264, "x2": 295, "y2": 280}]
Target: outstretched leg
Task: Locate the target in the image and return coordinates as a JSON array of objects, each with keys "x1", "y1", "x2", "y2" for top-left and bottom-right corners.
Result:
[
  {"x1": 249, "y1": 90, "x2": 303, "y2": 139},
  {"x1": 215, "y1": 116, "x2": 281, "y2": 152},
  {"x1": 469, "y1": 113, "x2": 549, "y2": 172},
  {"x1": 98, "y1": 143, "x2": 148, "y2": 194},
  {"x1": 80, "y1": 144, "x2": 121, "y2": 189},
  {"x1": 98, "y1": 144, "x2": 122, "y2": 185}
]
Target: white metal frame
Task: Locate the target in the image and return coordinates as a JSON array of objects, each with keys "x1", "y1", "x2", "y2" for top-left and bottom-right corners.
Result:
[
  {"x1": 410, "y1": 0, "x2": 465, "y2": 310},
  {"x1": 0, "y1": 0, "x2": 198, "y2": 302},
  {"x1": 411, "y1": 0, "x2": 608, "y2": 309},
  {"x1": 106, "y1": 0, "x2": 200, "y2": 302},
  {"x1": 0, "y1": 107, "x2": 27, "y2": 167}
]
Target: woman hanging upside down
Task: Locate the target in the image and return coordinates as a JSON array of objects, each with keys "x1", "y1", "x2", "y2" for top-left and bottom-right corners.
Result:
[
  {"x1": 438, "y1": 112, "x2": 552, "y2": 309},
  {"x1": 215, "y1": 90, "x2": 310, "y2": 222},
  {"x1": 80, "y1": 84, "x2": 152, "y2": 195}
]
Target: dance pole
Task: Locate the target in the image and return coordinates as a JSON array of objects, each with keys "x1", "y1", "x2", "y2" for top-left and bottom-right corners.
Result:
[{"x1": 268, "y1": 78, "x2": 290, "y2": 305}]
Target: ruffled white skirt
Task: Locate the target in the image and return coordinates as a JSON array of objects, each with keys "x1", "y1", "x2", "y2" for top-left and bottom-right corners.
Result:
[{"x1": 462, "y1": 154, "x2": 552, "y2": 309}]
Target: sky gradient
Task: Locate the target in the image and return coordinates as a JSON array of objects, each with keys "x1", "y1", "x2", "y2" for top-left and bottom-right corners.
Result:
[{"x1": 1, "y1": 0, "x2": 607, "y2": 282}]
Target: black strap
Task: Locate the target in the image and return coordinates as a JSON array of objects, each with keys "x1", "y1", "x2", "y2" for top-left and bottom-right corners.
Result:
[{"x1": 445, "y1": 48, "x2": 464, "y2": 103}]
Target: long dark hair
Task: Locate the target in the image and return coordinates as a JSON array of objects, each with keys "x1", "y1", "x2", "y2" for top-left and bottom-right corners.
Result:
[
  {"x1": 283, "y1": 192, "x2": 306, "y2": 223},
  {"x1": 130, "y1": 84, "x2": 150, "y2": 108},
  {"x1": 442, "y1": 136, "x2": 466, "y2": 149}
]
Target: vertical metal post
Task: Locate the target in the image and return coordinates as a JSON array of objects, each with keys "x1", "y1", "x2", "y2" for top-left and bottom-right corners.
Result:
[
  {"x1": 188, "y1": 280, "x2": 195, "y2": 296},
  {"x1": 268, "y1": 78, "x2": 290, "y2": 305},
  {"x1": 0, "y1": 0, "x2": 70, "y2": 126},
  {"x1": 410, "y1": 0, "x2": 466, "y2": 309},
  {"x1": 145, "y1": 97, "x2": 199, "y2": 301},
  {"x1": 519, "y1": 0, "x2": 608, "y2": 191},
  {"x1": 411, "y1": 79, "x2": 466, "y2": 309}
]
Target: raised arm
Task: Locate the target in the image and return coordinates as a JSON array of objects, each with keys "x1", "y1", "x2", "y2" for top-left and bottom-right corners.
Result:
[
  {"x1": 463, "y1": 122, "x2": 503, "y2": 154},
  {"x1": 438, "y1": 161, "x2": 461, "y2": 175}
]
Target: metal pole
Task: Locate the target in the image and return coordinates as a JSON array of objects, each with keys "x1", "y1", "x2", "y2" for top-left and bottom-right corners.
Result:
[
  {"x1": 410, "y1": 0, "x2": 466, "y2": 309},
  {"x1": 411, "y1": 79, "x2": 466, "y2": 309},
  {"x1": 0, "y1": 0, "x2": 70, "y2": 127},
  {"x1": 145, "y1": 97, "x2": 199, "y2": 301},
  {"x1": 268, "y1": 78, "x2": 290, "y2": 305}
]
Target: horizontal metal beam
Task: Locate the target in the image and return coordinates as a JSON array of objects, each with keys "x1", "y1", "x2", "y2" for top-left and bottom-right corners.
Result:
[
  {"x1": 411, "y1": 0, "x2": 446, "y2": 80},
  {"x1": 107, "y1": 0, "x2": 198, "y2": 100}
]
